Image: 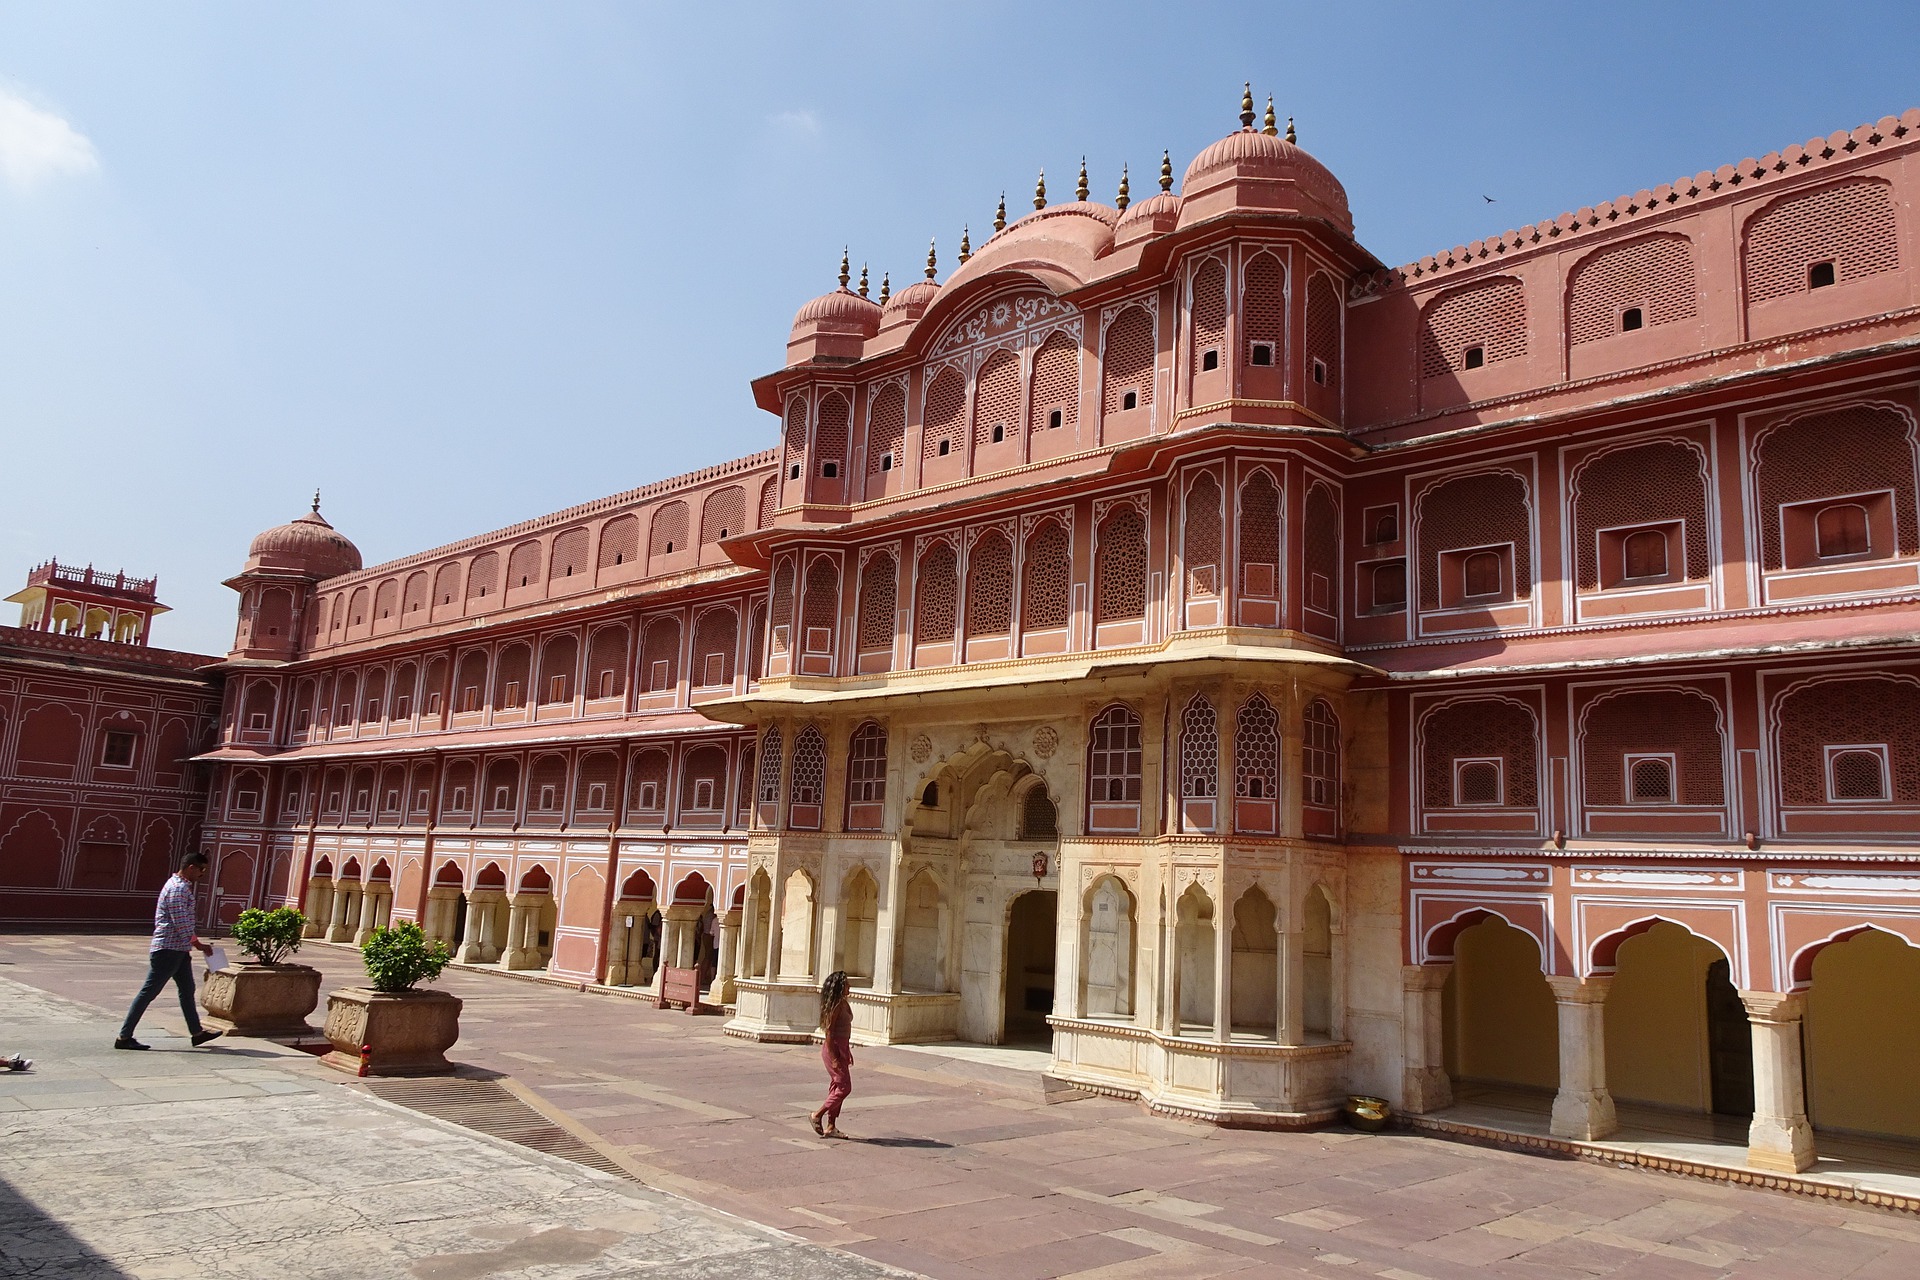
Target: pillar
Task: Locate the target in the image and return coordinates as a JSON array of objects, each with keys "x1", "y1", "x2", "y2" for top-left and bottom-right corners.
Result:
[
  {"x1": 424, "y1": 887, "x2": 459, "y2": 944},
  {"x1": 303, "y1": 877, "x2": 332, "y2": 937},
  {"x1": 1212, "y1": 884, "x2": 1232, "y2": 1045},
  {"x1": 714, "y1": 907, "x2": 741, "y2": 1003},
  {"x1": 326, "y1": 881, "x2": 354, "y2": 942},
  {"x1": 1546, "y1": 974, "x2": 1617, "y2": 1141},
  {"x1": 1401, "y1": 964, "x2": 1453, "y2": 1114},
  {"x1": 873, "y1": 842, "x2": 903, "y2": 993},
  {"x1": 352, "y1": 887, "x2": 381, "y2": 946},
  {"x1": 1742, "y1": 991, "x2": 1816, "y2": 1173}
]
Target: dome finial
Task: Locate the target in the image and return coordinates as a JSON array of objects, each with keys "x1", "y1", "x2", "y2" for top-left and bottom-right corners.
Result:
[
  {"x1": 1240, "y1": 82, "x2": 1255, "y2": 129},
  {"x1": 1263, "y1": 96, "x2": 1277, "y2": 137},
  {"x1": 1116, "y1": 163, "x2": 1130, "y2": 212},
  {"x1": 958, "y1": 225, "x2": 971, "y2": 264},
  {"x1": 1286, "y1": 115, "x2": 1297, "y2": 145},
  {"x1": 838, "y1": 247, "x2": 850, "y2": 290},
  {"x1": 1033, "y1": 169, "x2": 1046, "y2": 210},
  {"x1": 858, "y1": 263, "x2": 869, "y2": 298},
  {"x1": 925, "y1": 237, "x2": 937, "y2": 281},
  {"x1": 311, "y1": 488, "x2": 322, "y2": 514},
  {"x1": 994, "y1": 191, "x2": 1006, "y2": 233},
  {"x1": 1075, "y1": 156, "x2": 1089, "y2": 202},
  {"x1": 1159, "y1": 149, "x2": 1173, "y2": 194},
  {"x1": 879, "y1": 271, "x2": 890, "y2": 304}
]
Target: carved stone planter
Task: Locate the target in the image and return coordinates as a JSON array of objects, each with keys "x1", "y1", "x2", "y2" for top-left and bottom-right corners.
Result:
[
  {"x1": 199, "y1": 963, "x2": 323, "y2": 1037},
  {"x1": 319, "y1": 987, "x2": 462, "y2": 1076}
]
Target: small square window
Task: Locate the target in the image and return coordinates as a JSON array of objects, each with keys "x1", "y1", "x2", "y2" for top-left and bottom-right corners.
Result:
[
  {"x1": 492, "y1": 786, "x2": 511, "y2": 810},
  {"x1": 1625, "y1": 754, "x2": 1675, "y2": 804},
  {"x1": 1250, "y1": 343, "x2": 1273, "y2": 366},
  {"x1": 1809, "y1": 260, "x2": 1836, "y2": 289},
  {"x1": 426, "y1": 692, "x2": 443, "y2": 715},
  {"x1": 639, "y1": 782, "x2": 660, "y2": 811},
  {"x1": 1121, "y1": 390, "x2": 1138, "y2": 411},
  {"x1": 538, "y1": 785, "x2": 557, "y2": 811},
  {"x1": 880, "y1": 452, "x2": 893, "y2": 471},
  {"x1": 450, "y1": 786, "x2": 468, "y2": 810},
  {"x1": 100, "y1": 731, "x2": 136, "y2": 768},
  {"x1": 991, "y1": 424, "x2": 1005, "y2": 443},
  {"x1": 587, "y1": 783, "x2": 607, "y2": 810},
  {"x1": 384, "y1": 789, "x2": 400, "y2": 812},
  {"x1": 789, "y1": 463, "x2": 801, "y2": 479},
  {"x1": 1047, "y1": 408, "x2": 1063, "y2": 430},
  {"x1": 1621, "y1": 306, "x2": 1644, "y2": 331},
  {"x1": 1365, "y1": 505, "x2": 1399, "y2": 546},
  {"x1": 821, "y1": 461, "x2": 838, "y2": 478},
  {"x1": 1311, "y1": 358, "x2": 1327, "y2": 385},
  {"x1": 248, "y1": 713, "x2": 268, "y2": 731},
  {"x1": 1826, "y1": 744, "x2": 1890, "y2": 802},
  {"x1": 1201, "y1": 349, "x2": 1220, "y2": 372},
  {"x1": 503, "y1": 682, "x2": 522, "y2": 708},
  {"x1": 236, "y1": 790, "x2": 259, "y2": 812},
  {"x1": 937, "y1": 439, "x2": 951, "y2": 457},
  {"x1": 1462, "y1": 345, "x2": 1485, "y2": 370},
  {"x1": 1454, "y1": 758, "x2": 1503, "y2": 806}
]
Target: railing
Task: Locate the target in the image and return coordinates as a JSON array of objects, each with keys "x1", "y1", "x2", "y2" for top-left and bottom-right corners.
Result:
[{"x1": 25, "y1": 559, "x2": 158, "y2": 599}]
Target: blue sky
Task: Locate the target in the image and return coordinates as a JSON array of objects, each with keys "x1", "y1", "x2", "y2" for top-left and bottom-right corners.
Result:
[{"x1": 2, "y1": 1, "x2": 1917, "y2": 654}]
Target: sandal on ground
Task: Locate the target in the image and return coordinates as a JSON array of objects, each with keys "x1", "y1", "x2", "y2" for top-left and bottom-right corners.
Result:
[
  {"x1": 3, "y1": 1054, "x2": 29, "y2": 1071},
  {"x1": 810, "y1": 1112, "x2": 825, "y2": 1137}
]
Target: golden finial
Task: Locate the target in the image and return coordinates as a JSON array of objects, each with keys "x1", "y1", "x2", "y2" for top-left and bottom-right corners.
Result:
[
  {"x1": 1263, "y1": 97, "x2": 1277, "y2": 137},
  {"x1": 311, "y1": 488, "x2": 322, "y2": 514},
  {"x1": 994, "y1": 191, "x2": 1006, "y2": 233},
  {"x1": 925, "y1": 237, "x2": 937, "y2": 280},
  {"x1": 1286, "y1": 116, "x2": 1297, "y2": 145},
  {"x1": 958, "y1": 225, "x2": 971, "y2": 264},
  {"x1": 1240, "y1": 82, "x2": 1255, "y2": 129},
  {"x1": 858, "y1": 263, "x2": 869, "y2": 298},
  {"x1": 838, "y1": 247, "x2": 850, "y2": 290},
  {"x1": 1116, "y1": 164, "x2": 1130, "y2": 212},
  {"x1": 1159, "y1": 149, "x2": 1173, "y2": 194},
  {"x1": 879, "y1": 272, "x2": 890, "y2": 304},
  {"x1": 1034, "y1": 169, "x2": 1046, "y2": 210},
  {"x1": 1075, "y1": 156, "x2": 1089, "y2": 202}
]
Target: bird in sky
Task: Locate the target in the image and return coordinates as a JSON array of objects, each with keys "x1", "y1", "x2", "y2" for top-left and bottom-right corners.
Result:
[{"x1": 1483, "y1": 194, "x2": 1497, "y2": 203}]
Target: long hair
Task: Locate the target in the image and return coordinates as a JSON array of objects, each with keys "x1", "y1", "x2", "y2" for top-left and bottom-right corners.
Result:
[{"x1": 819, "y1": 970, "x2": 850, "y2": 1029}]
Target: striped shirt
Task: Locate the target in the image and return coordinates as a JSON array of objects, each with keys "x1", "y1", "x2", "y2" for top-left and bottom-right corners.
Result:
[{"x1": 151, "y1": 874, "x2": 198, "y2": 953}]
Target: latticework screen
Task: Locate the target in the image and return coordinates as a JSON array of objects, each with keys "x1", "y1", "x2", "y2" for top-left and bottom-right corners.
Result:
[
  {"x1": 1754, "y1": 403, "x2": 1918, "y2": 569},
  {"x1": 1096, "y1": 505, "x2": 1147, "y2": 623},
  {"x1": 1581, "y1": 689, "x2": 1725, "y2": 805},
  {"x1": 966, "y1": 533, "x2": 1014, "y2": 636},
  {"x1": 1419, "y1": 277, "x2": 1527, "y2": 378},
  {"x1": 914, "y1": 542, "x2": 958, "y2": 645},
  {"x1": 1417, "y1": 472, "x2": 1533, "y2": 609},
  {"x1": 1572, "y1": 440, "x2": 1711, "y2": 588},
  {"x1": 857, "y1": 553, "x2": 897, "y2": 650},
  {"x1": 1744, "y1": 178, "x2": 1899, "y2": 304},
  {"x1": 1567, "y1": 234, "x2": 1698, "y2": 344},
  {"x1": 1421, "y1": 699, "x2": 1540, "y2": 808},
  {"x1": 1102, "y1": 306, "x2": 1155, "y2": 413},
  {"x1": 1180, "y1": 696, "x2": 1218, "y2": 799},
  {"x1": 1778, "y1": 676, "x2": 1920, "y2": 804},
  {"x1": 1234, "y1": 694, "x2": 1280, "y2": 800}
]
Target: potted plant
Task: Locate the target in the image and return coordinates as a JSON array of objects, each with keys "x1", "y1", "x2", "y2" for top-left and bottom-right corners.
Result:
[
  {"x1": 200, "y1": 906, "x2": 324, "y2": 1037},
  {"x1": 321, "y1": 921, "x2": 462, "y2": 1076}
]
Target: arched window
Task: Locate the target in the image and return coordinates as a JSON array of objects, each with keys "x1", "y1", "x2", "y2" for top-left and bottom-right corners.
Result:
[
  {"x1": 1101, "y1": 305, "x2": 1155, "y2": 417},
  {"x1": 1184, "y1": 473, "x2": 1223, "y2": 601},
  {"x1": 1303, "y1": 698, "x2": 1340, "y2": 833},
  {"x1": 1623, "y1": 528, "x2": 1670, "y2": 580},
  {"x1": 1021, "y1": 520, "x2": 1071, "y2": 632},
  {"x1": 1095, "y1": 503, "x2": 1147, "y2": 624},
  {"x1": 1456, "y1": 760, "x2": 1502, "y2": 806},
  {"x1": 1179, "y1": 695, "x2": 1218, "y2": 832},
  {"x1": 867, "y1": 383, "x2": 906, "y2": 495},
  {"x1": 678, "y1": 744, "x2": 728, "y2": 817},
  {"x1": 1234, "y1": 693, "x2": 1280, "y2": 834},
  {"x1": 973, "y1": 349, "x2": 1021, "y2": 450},
  {"x1": 1021, "y1": 787, "x2": 1058, "y2": 839},
  {"x1": 597, "y1": 516, "x2": 639, "y2": 571},
  {"x1": 1463, "y1": 550, "x2": 1504, "y2": 599},
  {"x1": 699, "y1": 486, "x2": 745, "y2": 547},
  {"x1": 1830, "y1": 748, "x2": 1889, "y2": 801},
  {"x1": 788, "y1": 726, "x2": 826, "y2": 830},
  {"x1": 586, "y1": 625, "x2": 628, "y2": 700},
  {"x1": 755, "y1": 725, "x2": 784, "y2": 814},
  {"x1": 1028, "y1": 331, "x2": 1079, "y2": 436},
  {"x1": 769, "y1": 559, "x2": 795, "y2": 655},
  {"x1": 550, "y1": 528, "x2": 590, "y2": 581},
  {"x1": 629, "y1": 749, "x2": 669, "y2": 816},
  {"x1": 1190, "y1": 259, "x2": 1227, "y2": 380},
  {"x1": 914, "y1": 541, "x2": 958, "y2": 650},
  {"x1": 690, "y1": 608, "x2": 737, "y2": 688},
  {"x1": 845, "y1": 721, "x2": 887, "y2": 829},
  {"x1": 506, "y1": 541, "x2": 541, "y2": 590},
  {"x1": 537, "y1": 635, "x2": 576, "y2": 705},
  {"x1": 965, "y1": 532, "x2": 1014, "y2": 637},
  {"x1": 857, "y1": 552, "x2": 896, "y2": 657},
  {"x1": 1816, "y1": 503, "x2": 1871, "y2": 558},
  {"x1": 1238, "y1": 469, "x2": 1282, "y2": 609},
  {"x1": 641, "y1": 617, "x2": 680, "y2": 693},
  {"x1": 922, "y1": 367, "x2": 966, "y2": 465},
  {"x1": 1086, "y1": 704, "x2": 1143, "y2": 834},
  {"x1": 1243, "y1": 251, "x2": 1285, "y2": 368}
]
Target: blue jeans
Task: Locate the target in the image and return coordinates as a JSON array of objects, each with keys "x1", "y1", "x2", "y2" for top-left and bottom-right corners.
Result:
[{"x1": 120, "y1": 949, "x2": 203, "y2": 1039}]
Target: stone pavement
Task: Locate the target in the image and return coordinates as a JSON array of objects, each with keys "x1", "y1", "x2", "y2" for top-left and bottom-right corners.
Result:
[
  {"x1": 9, "y1": 934, "x2": 1920, "y2": 1278},
  {"x1": 0, "y1": 962, "x2": 898, "y2": 1278}
]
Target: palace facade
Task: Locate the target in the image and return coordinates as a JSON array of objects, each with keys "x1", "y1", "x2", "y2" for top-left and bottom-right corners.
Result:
[{"x1": 190, "y1": 95, "x2": 1920, "y2": 1173}]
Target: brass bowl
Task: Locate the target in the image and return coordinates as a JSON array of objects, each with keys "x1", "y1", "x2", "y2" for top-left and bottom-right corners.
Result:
[{"x1": 1343, "y1": 1094, "x2": 1391, "y2": 1133}]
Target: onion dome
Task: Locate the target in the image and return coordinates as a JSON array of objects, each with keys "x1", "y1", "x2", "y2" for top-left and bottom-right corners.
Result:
[
  {"x1": 879, "y1": 278, "x2": 940, "y2": 330},
  {"x1": 785, "y1": 251, "x2": 883, "y2": 364},
  {"x1": 1179, "y1": 89, "x2": 1351, "y2": 235},
  {"x1": 242, "y1": 494, "x2": 362, "y2": 581}
]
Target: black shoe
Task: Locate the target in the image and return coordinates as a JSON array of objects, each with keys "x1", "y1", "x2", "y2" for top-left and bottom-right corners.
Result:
[
  {"x1": 114, "y1": 1038, "x2": 149, "y2": 1051},
  {"x1": 190, "y1": 1030, "x2": 222, "y2": 1048}
]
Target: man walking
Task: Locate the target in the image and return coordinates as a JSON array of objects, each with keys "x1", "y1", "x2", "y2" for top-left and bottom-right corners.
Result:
[{"x1": 116, "y1": 852, "x2": 222, "y2": 1051}]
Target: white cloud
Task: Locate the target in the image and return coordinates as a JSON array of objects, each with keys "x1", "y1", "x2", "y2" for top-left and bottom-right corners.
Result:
[
  {"x1": 768, "y1": 109, "x2": 821, "y2": 139},
  {"x1": 0, "y1": 86, "x2": 99, "y2": 191}
]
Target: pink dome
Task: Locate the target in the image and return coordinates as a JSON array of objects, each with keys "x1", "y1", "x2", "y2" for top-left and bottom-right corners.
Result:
[
  {"x1": 789, "y1": 287, "x2": 881, "y2": 339},
  {"x1": 1113, "y1": 191, "x2": 1181, "y2": 247},
  {"x1": 243, "y1": 505, "x2": 362, "y2": 581},
  {"x1": 880, "y1": 279, "x2": 941, "y2": 329},
  {"x1": 1180, "y1": 128, "x2": 1352, "y2": 234}
]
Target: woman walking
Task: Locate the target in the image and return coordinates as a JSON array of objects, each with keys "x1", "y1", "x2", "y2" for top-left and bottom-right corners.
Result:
[{"x1": 810, "y1": 970, "x2": 853, "y2": 1138}]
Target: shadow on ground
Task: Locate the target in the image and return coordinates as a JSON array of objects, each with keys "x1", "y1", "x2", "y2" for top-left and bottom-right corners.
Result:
[{"x1": 0, "y1": 1170, "x2": 131, "y2": 1278}]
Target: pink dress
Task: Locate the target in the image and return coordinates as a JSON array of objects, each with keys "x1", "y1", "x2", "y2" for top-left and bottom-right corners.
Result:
[{"x1": 819, "y1": 1000, "x2": 853, "y2": 1125}]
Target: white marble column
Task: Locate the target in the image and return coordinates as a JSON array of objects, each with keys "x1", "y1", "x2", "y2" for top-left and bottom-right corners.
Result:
[
  {"x1": 714, "y1": 908, "x2": 741, "y2": 1003},
  {"x1": 1401, "y1": 964, "x2": 1454, "y2": 1114},
  {"x1": 303, "y1": 878, "x2": 332, "y2": 937},
  {"x1": 1546, "y1": 974, "x2": 1617, "y2": 1141},
  {"x1": 1212, "y1": 889, "x2": 1232, "y2": 1045},
  {"x1": 1742, "y1": 991, "x2": 1816, "y2": 1173},
  {"x1": 326, "y1": 882, "x2": 355, "y2": 942},
  {"x1": 352, "y1": 886, "x2": 381, "y2": 945},
  {"x1": 457, "y1": 895, "x2": 487, "y2": 964}
]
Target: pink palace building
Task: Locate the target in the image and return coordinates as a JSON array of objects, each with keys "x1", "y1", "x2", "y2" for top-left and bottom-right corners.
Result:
[{"x1": 177, "y1": 92, "x2": 1920, "y2": 1172}]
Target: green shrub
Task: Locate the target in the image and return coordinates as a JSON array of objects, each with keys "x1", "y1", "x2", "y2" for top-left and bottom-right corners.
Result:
[
  {"x1": 231, "y1": 906, "x2": 308, "y2": 966},
  {"x1": 360, "y1": 922, "x2": 452, "y2": 994}
]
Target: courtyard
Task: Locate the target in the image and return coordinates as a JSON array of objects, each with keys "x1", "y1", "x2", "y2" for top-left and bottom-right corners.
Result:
[{"x1": 5, "y1": 933, "x2": 1920, "y2": 1279}]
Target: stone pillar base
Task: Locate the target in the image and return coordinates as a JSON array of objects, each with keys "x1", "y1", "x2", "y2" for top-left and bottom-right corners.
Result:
[
  {"x1": 1402, "y1": 1065, "x2": 1453, "y2": 1115},
  {"x1": 1550, "y1": 1088, "x2": 1618, "y2": 1142}
]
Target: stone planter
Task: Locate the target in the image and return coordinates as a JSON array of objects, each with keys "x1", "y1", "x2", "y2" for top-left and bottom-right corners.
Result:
[
  {"x1": 319, "y1": 987, "x2": 463, "y2": 1077},
  {"x1": 199, "y1": 963, "x2": 323, "y2": 1037}
]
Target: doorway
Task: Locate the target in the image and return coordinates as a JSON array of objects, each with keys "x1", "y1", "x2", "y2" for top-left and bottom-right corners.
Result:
[
  {"x1": 1705, "y1": 958, "x2": 1754, "y2": 1116},
  {"x1": 1003, "y1": 890, "x2": 1057, "y2": 1042}
]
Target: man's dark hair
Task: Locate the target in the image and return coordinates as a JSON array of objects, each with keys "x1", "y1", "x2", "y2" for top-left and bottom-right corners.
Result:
[{"x1": 179, "y1": 852, "x2": 210, "y2": 870}]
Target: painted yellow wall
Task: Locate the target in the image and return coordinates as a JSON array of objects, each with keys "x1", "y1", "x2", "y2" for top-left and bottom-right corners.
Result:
[
  {"x1": 1445, "y1": 918, "x2": 1558, "y2": 1090},
  {"x1": 1807, "y1": 928, "x2": 1920, "y2": 1140},
  {"x1": 1603, "y1": 923, "x2": 1718, "y2": 1111}
]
